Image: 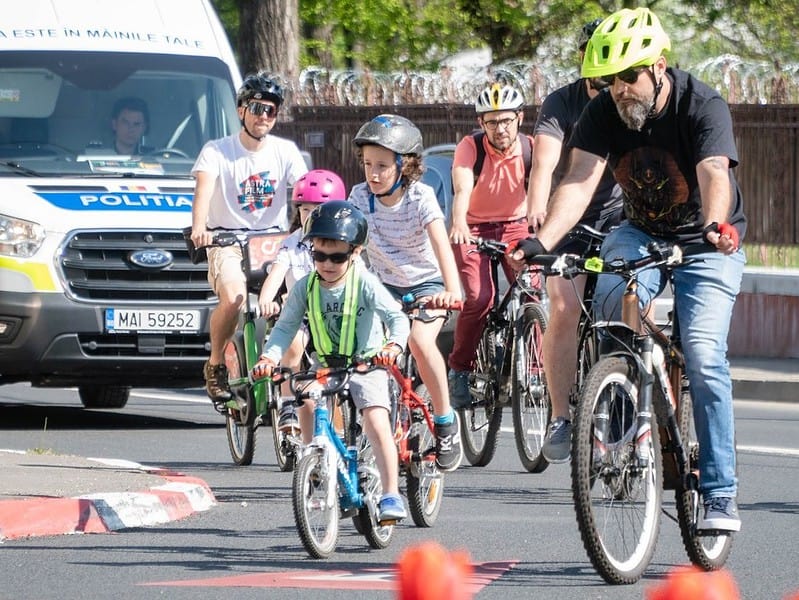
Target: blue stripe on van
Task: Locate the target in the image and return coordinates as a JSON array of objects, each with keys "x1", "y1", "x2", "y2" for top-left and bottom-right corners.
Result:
[{"x1": 35, "y1": 192, "x2": 193, "y2": 211}]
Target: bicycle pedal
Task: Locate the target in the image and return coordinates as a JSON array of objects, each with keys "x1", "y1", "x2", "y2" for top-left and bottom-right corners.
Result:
[{"x1": 696, "y1": 527, "x2": 732, "y2": 537}]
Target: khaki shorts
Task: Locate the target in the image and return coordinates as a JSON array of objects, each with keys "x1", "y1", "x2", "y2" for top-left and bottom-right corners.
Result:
[
  {"x1": 207, "y1": 245, "x2": 245, "y2": 295},
  {"x1": 308, "y1": 355, "x2": 391, "y2": 412}
]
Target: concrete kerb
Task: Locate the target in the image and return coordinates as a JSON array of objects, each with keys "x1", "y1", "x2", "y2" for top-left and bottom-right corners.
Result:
[{"x1": 0, "y1": 451, "x2": 217, "y2": 541}]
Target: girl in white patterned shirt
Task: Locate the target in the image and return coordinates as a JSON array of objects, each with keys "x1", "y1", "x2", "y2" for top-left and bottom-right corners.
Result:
[{"x1": 348, "y1": 114, "x2": 463, "y2": 472}]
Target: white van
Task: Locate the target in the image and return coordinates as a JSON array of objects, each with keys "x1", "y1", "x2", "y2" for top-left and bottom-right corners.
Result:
[{"x1": 0, "y1": 0, "x2": 242, "y2": 407}]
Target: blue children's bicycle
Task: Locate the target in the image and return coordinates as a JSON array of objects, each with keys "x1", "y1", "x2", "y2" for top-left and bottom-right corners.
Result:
[{"x1": 273, "y1": 360, "x2": 394, "y2": 559}]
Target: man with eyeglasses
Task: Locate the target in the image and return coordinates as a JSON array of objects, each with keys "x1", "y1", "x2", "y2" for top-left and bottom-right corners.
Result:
[
  {"x1": 512, "y1": 8, "x2": 746, "y2": 533},
  {"x1": 447, "y1": 82, "x2": 532, "y2": 408},
  {"x1": 190, "y1": 71, "x2": 308, "y2": 406},
  {"x1": 525, "y1": 18, "x2": 624, "y2": 464}
]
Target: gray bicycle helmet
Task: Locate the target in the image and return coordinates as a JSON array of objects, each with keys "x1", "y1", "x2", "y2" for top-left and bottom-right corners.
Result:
[
  {"x1": 352, "y1": 114, "x2": 423, "y2": 156},
  {"x1": 578, "y1": 18, "x2": 604, "y2": 51},
  {"x1": 237, "y1": 72, "x2": 285, "y2": 108},
  {"x1": 304, "y1": 200, "x2": 368, "y2": 246},
  {"x1": 475, "y1": 83, "x2": 524, "y2": 114}
]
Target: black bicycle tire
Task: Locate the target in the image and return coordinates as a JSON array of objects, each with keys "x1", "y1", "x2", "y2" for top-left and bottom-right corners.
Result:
[
  {"x1": 358, "y1": 440, "x2": 395, "y2": 549},
  {"x1": 270, "y1": 388, "x2": 297, "y2": 472},
  {"x1": 674, "y1": 379, "x2": 734, "y2": 569},
  {"x1": 512, "y1": 302, "x2": 551, "y2": 473},
  {"x1": 459, "y1": 327, "x2": 503, "y2": 466},
  {"x1": 292, "y1": 452, "x2": 339, "y2": 559},
  {"x1": 225, "y1": 335, "x2": 256, "y2": 466},
  {"x1": 406, "y1": 383, "x2": 444, "y2": 527},
  {"x1": 571, "y1": 356, "x2": 663, "y2": 585}
]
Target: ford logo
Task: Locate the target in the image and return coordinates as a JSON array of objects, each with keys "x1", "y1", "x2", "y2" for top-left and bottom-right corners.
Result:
[{"x1": 128, "y1": 249, "x2": 173, "y2": 269}]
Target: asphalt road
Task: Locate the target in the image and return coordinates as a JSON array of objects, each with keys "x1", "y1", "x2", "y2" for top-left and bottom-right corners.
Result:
[{"x1": 1, "y1": 385, "x2": 798, "y2": 600}]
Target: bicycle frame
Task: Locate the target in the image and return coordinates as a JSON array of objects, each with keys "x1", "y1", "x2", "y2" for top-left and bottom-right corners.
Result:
[
  {"x1": 282, "y1": 365, "x2": 378, "y2": 514},
  {"x1": 473, "y1": 238, "x2": 545, "y2": 401}
]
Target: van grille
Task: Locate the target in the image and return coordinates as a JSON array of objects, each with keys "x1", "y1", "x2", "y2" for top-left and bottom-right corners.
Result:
[{"x1": 60, "y1": 230, "x2": 214, "y2": 303}]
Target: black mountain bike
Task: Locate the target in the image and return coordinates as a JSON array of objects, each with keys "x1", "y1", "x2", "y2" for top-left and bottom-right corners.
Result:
[
  {"x1": 458, "y1": 238, "x2": 549, "y2": 470},
  {"x1": 537, "y1": 241, "x2": 734, "y2": 584}
]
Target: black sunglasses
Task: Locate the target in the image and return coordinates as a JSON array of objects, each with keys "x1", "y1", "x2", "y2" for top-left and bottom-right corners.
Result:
[
  {"x1": 247, "y1": 101, "x2": 277, "y2": 117},
  {"x1": 311, "y1": 249, "x2": 352, "y2": 264},
  {"x1": 599, "y1": 65, "x2": 651, "y2": 86}
]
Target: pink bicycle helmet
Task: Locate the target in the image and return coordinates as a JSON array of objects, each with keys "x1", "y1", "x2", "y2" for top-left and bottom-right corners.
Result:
[{"x1": 292, "y1": 169, "x2": 347, "y2": 204}]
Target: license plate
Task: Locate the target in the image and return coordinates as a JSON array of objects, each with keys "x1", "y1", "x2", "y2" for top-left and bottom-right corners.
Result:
[{"x1": 104, "y1": 308, "x2": 201, "y2": 333}]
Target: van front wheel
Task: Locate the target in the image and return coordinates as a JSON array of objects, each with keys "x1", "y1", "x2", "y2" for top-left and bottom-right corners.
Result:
[{"x1": 79, "y1": 385, "x2": 131, "y2": 409}]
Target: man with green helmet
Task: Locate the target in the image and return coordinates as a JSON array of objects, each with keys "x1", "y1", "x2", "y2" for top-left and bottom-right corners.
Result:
[{"x1": 513, "y1": 7, "x2": 746, "y2": 533}]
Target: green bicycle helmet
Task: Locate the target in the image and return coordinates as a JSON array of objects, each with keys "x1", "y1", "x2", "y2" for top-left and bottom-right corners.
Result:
[{"x1": 581, "y1": 8, "x2": 671, "y2": 79}]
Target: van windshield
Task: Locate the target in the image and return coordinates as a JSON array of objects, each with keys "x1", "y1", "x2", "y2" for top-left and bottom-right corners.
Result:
[{"x1": 0, "y1": 51, "x2": 239, "y2": 177}]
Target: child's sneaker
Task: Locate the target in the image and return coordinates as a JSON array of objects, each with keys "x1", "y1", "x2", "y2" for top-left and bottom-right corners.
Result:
[
  {"x1": 378, "y1": 493, "x2": 407, "y2": 523},
  {"x1": 435, "y1": 414, "x2": 463, "y2": 472}
]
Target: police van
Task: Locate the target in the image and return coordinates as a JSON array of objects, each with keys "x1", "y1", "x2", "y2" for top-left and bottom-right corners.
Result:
[{"x1": 0, "y1": 0, "x2": 242, "y2": 407}]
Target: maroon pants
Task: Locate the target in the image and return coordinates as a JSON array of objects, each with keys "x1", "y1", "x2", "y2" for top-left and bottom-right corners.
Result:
[{"x1": 448, "y1": 220, "x2": 528, "y2": 372}]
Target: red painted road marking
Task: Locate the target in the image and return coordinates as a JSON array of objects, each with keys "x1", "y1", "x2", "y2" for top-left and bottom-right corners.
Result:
[{"x1": 143, "y1": 560, "x2": 517, "y2": 592}]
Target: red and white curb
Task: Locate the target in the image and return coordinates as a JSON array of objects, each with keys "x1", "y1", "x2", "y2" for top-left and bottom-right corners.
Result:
[{"x1": 0, "y1": 457, "x2": 216, "y2": 541}]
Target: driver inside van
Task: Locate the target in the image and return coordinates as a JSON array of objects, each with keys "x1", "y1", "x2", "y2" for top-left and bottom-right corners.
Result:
[{"x1": 87, "y1": 96, "x2": 153, "y2": 156}]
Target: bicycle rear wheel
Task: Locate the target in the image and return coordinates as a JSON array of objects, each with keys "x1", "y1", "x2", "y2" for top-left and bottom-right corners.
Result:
[
  {"x1": 406, "y1": 383, "x2": 444, "y2": 527},
  {"x1": 675, "y1": 381, "x2": 734, "y2": 569},
  {"x1": 292, "y1": 451, "x2": 339, "y2": 559},
  {"x1": 459, "y1": 328, "x2": 503, "y2": 466},
  {"x1": 224, "y1": 334, "x2": 255, "y2": 466},
  {"x1": 512, "y1": 303, "x2": 550, "y2": 473},
  {"x1": 572, "y1": 356, "x2": 662, "y2": 584}
]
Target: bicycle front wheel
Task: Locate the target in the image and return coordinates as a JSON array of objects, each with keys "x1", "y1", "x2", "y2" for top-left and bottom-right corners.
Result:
[
  {"x1": 357, "y1": 440, "x2": 394, "y2": 549},
  {"x1": 675, "y1": 381, "x2": 734, "y2": 569},
  {"x1": 270, "y1": 388, "x2": 297, "y2": 473},
  {"x1": 512, "y1": 303, "x2": 551, "y2": 473},
  {"x1": 459, "y1": 328, "x2": 503, "y2": 466},
  {"x1": 406, "y1": 384, "x2": 444, "y2": 527},
  {"x1": 572, "y1": 356, "x2": 662, "y2": 584},
  {"x1": 224, "y1": 335, "x2": 255, "y2": 466},
  {"x1": 292, "y1": 452, "x2": 339, "y2": 559}
]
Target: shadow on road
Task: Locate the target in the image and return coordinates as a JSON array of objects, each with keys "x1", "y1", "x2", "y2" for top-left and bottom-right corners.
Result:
[{"x1": 0, "y1": 402, "x2": 221, "y2": 430}]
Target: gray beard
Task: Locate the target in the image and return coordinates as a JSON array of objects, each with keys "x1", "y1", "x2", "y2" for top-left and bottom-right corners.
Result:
[{"x1": 616, "y1": 98, "x2": 651, "y2": 131}]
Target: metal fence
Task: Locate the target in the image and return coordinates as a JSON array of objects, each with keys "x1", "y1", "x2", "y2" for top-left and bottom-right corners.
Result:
[{"x1": 276, "y1": 104, "x2": 799, "y2": 246}]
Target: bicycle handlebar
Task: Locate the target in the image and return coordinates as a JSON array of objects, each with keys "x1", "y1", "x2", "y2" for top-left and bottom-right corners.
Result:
[
  {"x1": 400, "y1": 293, "x2": 463, "y2": 316},
  {"x1": 271, "y1": 359, "x2": 382, "y2": 401},
  {"x1": 529, "y1": 240, "x2": 713, "y2": 279}
]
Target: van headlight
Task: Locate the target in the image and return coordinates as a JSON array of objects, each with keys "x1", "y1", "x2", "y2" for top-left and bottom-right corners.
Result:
[{"x1": 0, "y1": 214, "x2": 46, "y2": 258}]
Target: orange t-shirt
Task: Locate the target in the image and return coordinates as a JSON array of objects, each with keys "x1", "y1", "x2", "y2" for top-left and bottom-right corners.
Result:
[{"x1": 452, "y1": 133, "x2": 531, "y2": 224}]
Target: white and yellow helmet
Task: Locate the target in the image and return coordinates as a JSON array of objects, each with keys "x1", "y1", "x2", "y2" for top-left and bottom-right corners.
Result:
[{"x1": 475, "y1": 83, "x2": 524, "y2": 114}]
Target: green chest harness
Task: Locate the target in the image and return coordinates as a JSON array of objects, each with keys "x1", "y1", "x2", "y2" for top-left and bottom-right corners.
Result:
[{"x1": 306, "y1": 268, "x2": 361, "y2": 367}]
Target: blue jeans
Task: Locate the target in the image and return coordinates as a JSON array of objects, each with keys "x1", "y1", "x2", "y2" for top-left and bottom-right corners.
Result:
[{"x1": 593, "y1": 223, "x2": 745, "y2": 498}]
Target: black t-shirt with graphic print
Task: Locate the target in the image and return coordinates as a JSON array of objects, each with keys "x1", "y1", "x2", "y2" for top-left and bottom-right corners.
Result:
[
  {"x1": 568, "y1": 67, "x2": 747, "y2": 243},
  {"x1": 534, "y1": 79, "x2": 623, "y2": 228}
]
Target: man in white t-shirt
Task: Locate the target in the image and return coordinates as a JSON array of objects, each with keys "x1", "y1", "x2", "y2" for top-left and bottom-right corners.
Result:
[{"x1": 190, "y1": 72, "x2": 308, "y2": 406}]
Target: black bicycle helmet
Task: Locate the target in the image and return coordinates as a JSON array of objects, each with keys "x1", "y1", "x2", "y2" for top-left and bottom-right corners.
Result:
[
  {"x1": 578, "y1": 18, "x2": 604, "y2": 51},
  {"x1": 237, "y1": 72, "x2": 285, "y2": 108},
  {"x1": 304, "y1": 200, "x2": 368, "y2": 246},
  {"x1": 352, "y1": 114, "x2": 423, "y2": 156}
]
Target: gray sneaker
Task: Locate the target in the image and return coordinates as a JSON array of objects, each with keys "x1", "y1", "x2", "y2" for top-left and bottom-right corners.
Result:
[
  {"x1": 448, "y1": 370, "x2": 471, "y2": 409},
  {"x1": 700, "y1": 497, "x2": 741, "y2": 532},
  {"x1": 542, "y1": 417, "x2": 572, "y2": 463}
]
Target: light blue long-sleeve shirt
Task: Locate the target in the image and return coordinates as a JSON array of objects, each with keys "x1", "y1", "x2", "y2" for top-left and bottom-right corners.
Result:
[{"x1": 262, "y1": 263, "x2": 409, "y2": 363}]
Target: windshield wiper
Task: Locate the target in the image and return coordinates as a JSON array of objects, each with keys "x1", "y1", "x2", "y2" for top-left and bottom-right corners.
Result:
[{"x1": 1, "y1": 161, "x2": 44, "y2": 177}]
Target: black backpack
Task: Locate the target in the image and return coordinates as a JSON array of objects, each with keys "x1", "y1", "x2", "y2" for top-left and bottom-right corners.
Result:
[{"x1": 471, "y1": 131, "x2": 533, "y2": 189}]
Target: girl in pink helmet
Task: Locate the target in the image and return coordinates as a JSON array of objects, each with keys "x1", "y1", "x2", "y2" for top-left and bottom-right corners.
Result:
[{"x1": 258, "y1": 169, "x2": 346, "y2": 435}]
